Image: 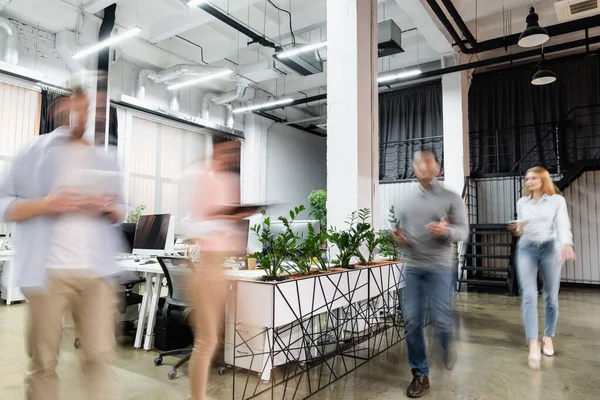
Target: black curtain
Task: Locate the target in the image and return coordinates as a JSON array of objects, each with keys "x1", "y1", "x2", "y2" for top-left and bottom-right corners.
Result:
[
  {"x1": 469, "y1": 53, "x2": 600, "y2": 175},
  {"x1": 39, "y1": 89, "x2": 70, "y2": 135},
  {"x1": 379, "y1": 81, "x2": 443, "y2": 181}
]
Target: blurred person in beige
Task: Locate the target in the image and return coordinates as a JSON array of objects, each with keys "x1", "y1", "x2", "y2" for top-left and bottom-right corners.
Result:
[
  {"x1": 180, "y1": 139, "x2": 251, "y2": 400},
  {"x1": 0, "y1": 87, "x2": 125, "y2": 400}
]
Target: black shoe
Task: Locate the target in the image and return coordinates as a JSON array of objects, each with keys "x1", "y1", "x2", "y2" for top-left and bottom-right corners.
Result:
[
  {"x1": 407, "y1": 374, "x2": 430, "y2": 398},
  {"x1": 444, "y1": 347, "x2": 457, "y2": 371}
]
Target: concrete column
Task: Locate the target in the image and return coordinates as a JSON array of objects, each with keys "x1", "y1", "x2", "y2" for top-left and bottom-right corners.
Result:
[
  {"x1": 326, "y1": 0, "x2": 379, "y2": 230},
  {"x1": 442, "y1": 70, "x2": 470, "y2": 195}
]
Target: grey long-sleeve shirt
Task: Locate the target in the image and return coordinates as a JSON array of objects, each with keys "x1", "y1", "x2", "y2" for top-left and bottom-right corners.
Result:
[{"x1": 397, "y1": 180, "x2": 469, "y2": 268}]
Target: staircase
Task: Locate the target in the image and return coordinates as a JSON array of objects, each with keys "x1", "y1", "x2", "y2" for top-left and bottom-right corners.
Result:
[{"x1": 458, "y1": 224, "x2": 518, "y2": 295}]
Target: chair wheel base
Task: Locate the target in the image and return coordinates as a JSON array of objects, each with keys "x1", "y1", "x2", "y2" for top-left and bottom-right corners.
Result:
[
  {"x1": 154, "y1": 357, "x2": 163, "y2": 366},
  {"x1": 168, "y1": 370, "x2": 177, "y2": 380}
]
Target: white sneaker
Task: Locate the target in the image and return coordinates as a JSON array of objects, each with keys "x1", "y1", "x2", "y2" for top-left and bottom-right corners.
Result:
[{"x1": 528, "y1": 341, "x2": 541, "y2": 370}]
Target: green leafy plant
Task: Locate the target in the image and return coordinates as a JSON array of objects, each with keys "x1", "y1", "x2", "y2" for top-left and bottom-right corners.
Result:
[
  {"x1": 358, "y1": 230, "x2": 382, "y2": 265},
  {"x1": 378, "y1": 205, "x2": 402, "y2": 260},
  {"x1": 252, "y1": 205, "x2": 304, "y2": 280},
  {"x1": 308, "y1": 189, "x2": 327, "y2": 232},
  {"x1": 291, "y1": 223, "x2": 330, "y2": 275},
  {"x1": 328, "y1": 208, "x2": 371, "y2": 268},
  {"x1": 127, "y1": 205, "x2": 146, "y2": 224}
]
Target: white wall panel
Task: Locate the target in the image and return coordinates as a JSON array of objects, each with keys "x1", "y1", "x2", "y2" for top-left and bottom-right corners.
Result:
[{"x1": 378, "y1": 182, "x2": 419, "y2": 227}]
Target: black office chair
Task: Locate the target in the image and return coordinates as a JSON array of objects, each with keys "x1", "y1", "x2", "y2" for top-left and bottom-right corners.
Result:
[{"x1": 153, "y1": 256, "x2": 195, "y2": 380}]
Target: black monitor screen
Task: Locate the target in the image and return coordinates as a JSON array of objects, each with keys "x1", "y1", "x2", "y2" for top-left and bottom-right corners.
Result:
[
  {"x1": 133, "y1": 214, "x2": 170, "y2": 250},
  {"x1": 120, "y1": 223, "x2": 137, "y2": 253}
]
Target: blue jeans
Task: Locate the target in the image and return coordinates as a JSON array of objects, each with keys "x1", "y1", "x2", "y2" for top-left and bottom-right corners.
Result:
[
  {"x1": 516, "y1": 240, "x2": 562, "y2": 341},
  {"x1": 401, "y1": 266, "x2": 453, "y2": 376}
]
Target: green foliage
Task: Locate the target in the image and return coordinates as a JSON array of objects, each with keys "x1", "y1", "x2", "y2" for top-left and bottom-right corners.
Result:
[
  {"x1": 127, "y1": 205, "x2": 146, "y2": 224},
  {"x1": 291, "y1": 223, "x2": 330, "y2": 275},
  {"x1": 328, "y1": 208, "x2": 371, "y2": 268},
  {"x1": 252, "y1": 205, "x2": 305, "y2": 279},
  {"x1": 378, "y1": 206, "x2": 402, "y2": 260},
  {"x1": 308, "y1": 189, "x2": 327, "y2": 231}
]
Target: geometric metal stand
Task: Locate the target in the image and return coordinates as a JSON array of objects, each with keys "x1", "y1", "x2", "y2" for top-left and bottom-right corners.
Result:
[{"x1": 229, "y1": 262, "x2": 410, "y2": 399}]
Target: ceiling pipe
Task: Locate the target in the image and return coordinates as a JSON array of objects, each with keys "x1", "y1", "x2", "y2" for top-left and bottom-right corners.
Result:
[
  {"x1": 212, "y1": 82, "x2": 248, "y2": 105},
  {"x1": 426, "y1": 0, "x2": 600, "y2": 55},
  {"x1": 225, "y1": 104, "x2": 234, "y2": 129},
  {"x1": 261, "y1": 35, "x2": 600, "y2": 115},
  {"x1": 196, "y1": 2, "x2": 281, "y2": 50},
  {"x1": 201, "y1": 82, "x2": 248, "y2": 126},
  {"x1": 0, "y1": 18, "x2": 19, "y2": 64},
  {"x1": 136, "y1": 64, "x2": 225, "y2": 100}
]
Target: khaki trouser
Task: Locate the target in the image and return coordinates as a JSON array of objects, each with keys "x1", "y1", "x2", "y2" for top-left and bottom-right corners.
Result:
[
  {"x1": 187, "y1": 253, "x2": 229, "y2": 400},
  {"x1": 24, "y1": 270, "x2": 116, "y2": 400}
]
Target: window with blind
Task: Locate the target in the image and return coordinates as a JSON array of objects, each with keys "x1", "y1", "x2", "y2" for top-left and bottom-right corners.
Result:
[
  {"x1": 123, "y1": 115, "x2": 206, "y2": 223},
  {"x1": 0, "y1": 81, "x2": 41, "y2": 234}
]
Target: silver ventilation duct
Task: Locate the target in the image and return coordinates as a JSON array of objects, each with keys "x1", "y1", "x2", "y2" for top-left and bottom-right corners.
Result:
[
  {"x1": 0, "y1": 18, "x2": 19, "y2": 64},
  {"x1": 136, "y1": 64, "x2": 226, "y2": 100},
  {"x1": 201, "y1": 82, "x2": 248, "y2": 127}
]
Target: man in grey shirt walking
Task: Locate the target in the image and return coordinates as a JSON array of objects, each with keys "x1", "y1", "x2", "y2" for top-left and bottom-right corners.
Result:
[{"x1": 394, "y1": 151, "x2": 468, "y2": 398}]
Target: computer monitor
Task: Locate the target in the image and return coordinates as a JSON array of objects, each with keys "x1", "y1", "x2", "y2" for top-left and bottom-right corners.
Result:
[
  {"x1": 133, "y1": 214, "x2": 175, "y2": 257},
  {"x1": 120, "y1": 223, "x2": 137, "y2": 254}
]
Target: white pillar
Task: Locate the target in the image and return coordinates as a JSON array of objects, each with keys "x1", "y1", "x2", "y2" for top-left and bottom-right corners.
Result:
[
  {"x1": 326, "y1": 0, "x2": 379, "y2": 230},
  {"x1": 442, "y1": 71, "x2": 470, "y2": 195},
  {"x1": 241, "y1": 113, "x2": 268, "y2": 205}
]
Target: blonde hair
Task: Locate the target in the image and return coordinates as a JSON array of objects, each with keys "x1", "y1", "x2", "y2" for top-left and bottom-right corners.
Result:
[{"x1": 523, "y1": 166, "x2": 557, "y2": 197}]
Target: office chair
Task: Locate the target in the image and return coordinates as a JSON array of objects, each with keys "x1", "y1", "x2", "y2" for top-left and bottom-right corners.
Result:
[{"x1": 153, "y1": 256, "x2": 195, "y2": 380}]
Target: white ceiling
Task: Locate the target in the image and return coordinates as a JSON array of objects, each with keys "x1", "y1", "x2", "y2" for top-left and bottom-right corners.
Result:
[{"x1": 0, "y1": 0, "x2": 444, "y2": 100}]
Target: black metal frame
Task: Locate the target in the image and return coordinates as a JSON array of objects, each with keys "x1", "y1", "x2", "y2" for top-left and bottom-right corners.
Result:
[{"x1": 229, "y1": 262, "x2": 430, "y2": 400}]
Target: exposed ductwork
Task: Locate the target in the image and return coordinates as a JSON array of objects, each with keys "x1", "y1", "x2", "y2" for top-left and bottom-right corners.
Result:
[
  {"x1": 136, "y1": 64, "x2": 226, "y2": 100},
  {"x1": 201, "y1": 82, "x2": 248, "y2": 127},
  {"x1": 0, "y1": 17, "x2": 19, "y2": 64}
]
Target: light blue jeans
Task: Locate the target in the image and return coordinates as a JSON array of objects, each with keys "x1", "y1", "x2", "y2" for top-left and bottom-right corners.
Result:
[
  {"x1": 516, "y1": 240, "x2": 562, "y2": 341},
  {"x1": 401, "y1": 266, "x2": 453, "y2": 376}
]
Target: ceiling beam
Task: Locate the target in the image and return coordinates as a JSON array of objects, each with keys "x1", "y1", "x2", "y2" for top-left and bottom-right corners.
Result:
[
  {"x1": 148, "y1": 0, "x2": 264, "y2": 44},
  {"x1": 83, "y1": 0, "x2": 119, "y2": 14},
  {"x1": 395, "y1": 0, "x2": 453, "y2": 54}
]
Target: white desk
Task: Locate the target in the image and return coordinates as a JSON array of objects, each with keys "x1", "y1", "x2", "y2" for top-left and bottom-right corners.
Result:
[
  {"x1": 118, "y1": 258, "x2": 266, "y2": 352},
  {"x1": 0, "y1": 250, "x2": 25, "y2": 305}
]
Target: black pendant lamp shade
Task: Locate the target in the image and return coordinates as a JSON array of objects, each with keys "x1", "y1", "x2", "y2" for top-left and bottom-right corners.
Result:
[
  {"x1": 531, "y1": 55, "x2": 556, "y2": 85},
  {"x1": 518, "y1": 7, "x2": 549, "y2": 48}
]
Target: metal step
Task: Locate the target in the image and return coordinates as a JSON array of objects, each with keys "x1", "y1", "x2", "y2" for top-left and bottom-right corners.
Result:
[
  {"x1": 464, "y1": 254, "x2": 511, "y2": 260},
  {"x1": 458, "y1": 279, "x2": 507, "y2": 287},
  {"x1": 461, "y1": 267, "x2": 509, "y2": 272},
  {"x1": 469, "y1": 230, "x2": 512, "y2": 235},
  {"x1": 466, "y1": 242, "x2": 511, "y2": 247}
]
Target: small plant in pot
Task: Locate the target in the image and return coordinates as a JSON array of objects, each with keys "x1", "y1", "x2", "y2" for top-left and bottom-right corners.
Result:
[
  {"x1": 290, "y1": 223, "x2": 330, "y2": 276},
  {"x1": 328, "y1": 208, "x2": 371, "y2": 269},
  {"x1": 358, "y1": 229, "x2": 383, "y2": 265},
  {"x1": 251, "y1": 206, "x2": 304, "y2": 281}
]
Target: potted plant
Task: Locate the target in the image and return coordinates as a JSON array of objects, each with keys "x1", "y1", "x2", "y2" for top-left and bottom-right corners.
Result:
[
  {"x1": 290, "y1": 223, "x2": 330, "y2": 276},
  {"x1": 127, "y1": 205, "x2": 146, "y2": 224},
  {"x1": 251, "y1": 206, "x2": 304, "y2": 281},
  {"x1": 308, "y1": 189, "x2": 327, "y2": 232},
  {"x1": 327, "y1": 208, "x2": 371, "y2": 269}
]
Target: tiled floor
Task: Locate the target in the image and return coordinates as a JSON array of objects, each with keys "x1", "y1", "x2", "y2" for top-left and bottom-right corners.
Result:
[{"x1": 1, "y1": 288, "x2": 599, "y2": 399}]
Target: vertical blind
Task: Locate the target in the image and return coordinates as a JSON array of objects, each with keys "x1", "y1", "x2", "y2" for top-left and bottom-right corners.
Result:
[
  {"x1": 124, "y1": 115, "x2": 205, "y2": 222},
  {"x1": 0, "y1": 82, "x2": 40, "y2": 234}
]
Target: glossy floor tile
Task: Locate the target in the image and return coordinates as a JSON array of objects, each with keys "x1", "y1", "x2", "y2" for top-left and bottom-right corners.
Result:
[{"x1": 1, "y1": 288, "x2": 599, "y2": 399}]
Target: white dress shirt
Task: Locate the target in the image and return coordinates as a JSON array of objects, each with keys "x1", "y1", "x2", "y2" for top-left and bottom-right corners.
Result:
[{"x1": 517, "y1": 194, "x2": 573, "y2": 247}]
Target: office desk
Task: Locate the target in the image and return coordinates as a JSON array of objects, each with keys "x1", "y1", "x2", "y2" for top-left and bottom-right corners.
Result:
[
  {"x1": 0, "y1": 250, "x2": 25, "y2": 305},
  {"x1": 118, "y1": 258, "x2": 267, "y2": 351}
]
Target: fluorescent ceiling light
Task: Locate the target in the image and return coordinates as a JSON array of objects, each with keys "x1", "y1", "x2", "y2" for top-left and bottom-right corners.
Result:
[
  {"x1": 187, "y1": 0, "x2": 207, "y2": 7},
  {"x1": 233, "y1": 98, "x2": 294, "y2": 114},
  {"x1": 276, "y1": 41, "x2": 327, "y2": 59},
  {"x1": 167, "y1": 70, "x2": 232, "y2": 90},
  {"x1": 73, "y1": 26, "x2": 142, "y2": 60},
  {"x1": 377, "y1": 68, "x2": 422, "y2": 83}
]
